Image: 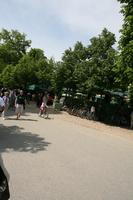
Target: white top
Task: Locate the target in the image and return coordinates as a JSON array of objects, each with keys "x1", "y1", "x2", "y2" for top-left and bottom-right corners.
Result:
[
  {"x1": 3, "y1": 96, "x2": 9, "y2": 105},
  {"x1": 91, "y1": 106, "x2": 95, "y2": 113},
  {"x1": 0, "y1": 97, "x2": 5, "y2": 107}
]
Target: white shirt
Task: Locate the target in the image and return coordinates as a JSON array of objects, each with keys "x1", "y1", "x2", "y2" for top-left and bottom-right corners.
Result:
[
  {"x1": 3, "y1": 96, "x2": 9, "y2": 105},
  {"x1": 0, "y1": 97, "x2": 5, "y2": 107},
  {"x1": 91, "y1": 106, "x2": 95, "y2": 113}
]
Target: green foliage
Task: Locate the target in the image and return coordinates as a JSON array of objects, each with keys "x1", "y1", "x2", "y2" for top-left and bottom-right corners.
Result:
[
  {"x1": 1, "y1": 46, "x2": 55, "y2": 89},
  {"x1": 128, "y1": 83, "x2": 133, "y2": 108},
  {"x1": 14, "y1": 48, "x2": 54, "y2": 88},
  {"x1": 0, "y1": 28, "x2": 118, "y2": 95},
  {"x1": 0, "y1": 29, "x2": 31, "y2": 68},
  {"x1": 55, "y1": 30, "x2": 117, "y2": 96},
  {"x1": 0, "y1": 29, "x2": 56, "y2": 89},
  {"x1": 1, "y1": 65, "x2": 17, "y2": 87},
  {"x1": 54, "y1": 42, "x2": 88, "y2": 95},
  {"x1": 87, "y1": 28, "x2": 116, "y2": 92},
  {"x1": 0, "y1": 29, "x2": 31, "y2": 87},
  {"x1": 116, "y1": 0, "x2": 133, "y2": 89}
]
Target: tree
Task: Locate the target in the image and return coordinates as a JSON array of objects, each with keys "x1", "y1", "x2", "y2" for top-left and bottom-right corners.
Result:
[
  {"x1": 84, "y1": 28, "x2": 117, "y2": 94},
  {"x1": 116, "y1": 0, "x2": 133, "y2": 90},
  {"x1": 128, "y1": 83, "x2": 133, "y2": 108},
  {"x1": 55, "y1": 42, "x2": 87, "y2": 95},
  {"x1": 55, "y1": 31, "x2": 116, "y2": 96},
  {"x1": 1, "y1": 65, "x2": 17, "y2": 88},
  {"x1": 8, "y1": 48, "x2": 54, "y2": 89},
  {"x1": 0, "y1": 29, "x2": 31, "y2": 73},
  {"x1": 55, "y1": 48, "x2": 76, "y2": 95}
]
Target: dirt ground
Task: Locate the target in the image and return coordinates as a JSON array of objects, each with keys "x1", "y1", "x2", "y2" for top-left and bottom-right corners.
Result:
[
  {"x1": 28, "y1": 102, "x2": 133, "y2": 138},
  {"x1": 55, "y1": 110, "x2": 133, "y2": 140}
]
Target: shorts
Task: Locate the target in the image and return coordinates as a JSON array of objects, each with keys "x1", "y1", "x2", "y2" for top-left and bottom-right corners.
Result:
[{"x1": 15, "y1": 104, "x2": 23, "y2": 114}]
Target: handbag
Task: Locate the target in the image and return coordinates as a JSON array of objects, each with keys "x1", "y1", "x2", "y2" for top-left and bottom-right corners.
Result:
[{"x1": 0, "y1": 166, "x2": 10, "y2": 200}]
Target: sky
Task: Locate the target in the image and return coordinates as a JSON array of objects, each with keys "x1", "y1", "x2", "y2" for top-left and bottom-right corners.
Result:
[{"x1": 0, "y1": 0, "x2": 123, "y2": 61}]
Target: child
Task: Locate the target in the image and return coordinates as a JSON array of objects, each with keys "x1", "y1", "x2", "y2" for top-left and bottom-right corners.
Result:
[{"x1": 39, "y1": 102, "x2": 48, "y2": 118}]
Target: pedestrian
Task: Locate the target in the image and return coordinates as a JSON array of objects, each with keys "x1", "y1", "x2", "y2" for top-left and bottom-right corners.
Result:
[
  {"x1": 130, "y1": 111, "x2": 133, "y2": 129},
  {"x1": 39, "y1": 102, "x2": 48, "y2": 118},
  {"x1": 15, "y1": 90, "x2": 25, "y2": 119},
  {"x1": 9, "y1": 90, "x2": 16, "y2": 110},
  {"x1": 0, "y1": 95, "x2": 5, "y2": 116},
  {"x1": 90, "y1": 105, "x2": 96, "y2": 120},
  {"x1": 53, "y1": 95, "x2": 59, "y2": 111},
  {"x1": 1, "y1": 92, "x2": 9, "y2": 120},
  {"x1": 42, "y1": 92, "x2": 48, "y2": 105},
  {"x1": 38, "y1": 92, "x2": 49, "y2": 118}
]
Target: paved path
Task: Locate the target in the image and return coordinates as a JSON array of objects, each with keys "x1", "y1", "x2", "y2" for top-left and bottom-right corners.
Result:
[{"x1": 0, "y1": 104, "x2": 133, "y2": 200}]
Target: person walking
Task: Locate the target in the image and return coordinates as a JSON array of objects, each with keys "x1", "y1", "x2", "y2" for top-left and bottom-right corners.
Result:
[
  {"x1": 38, "y1": 92, "x2": 49, "y2": 118},
  {"x1": 130, "y1": 111, "x2": 133, "y2": 129},
  {"x1": 1, "y1": 92, "x2": 9, "y2": 120},
  {"x1": 0, "y1": 95, "x2": 5, "y2": 116},
  {"x1": 39, "y1": 102, "x2": 48, "y2": 118},
  {"x1": 9, "y1": 90, "x2": 16, "y2": 110},
  {"x1": 15, "y1": 90, "x2": 25, "y2": 120}
]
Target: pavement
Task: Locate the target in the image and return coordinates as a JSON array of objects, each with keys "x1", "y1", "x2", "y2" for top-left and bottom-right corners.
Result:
[{"x1": 0, "y1": 103, "x2": 133, "y2": 200}]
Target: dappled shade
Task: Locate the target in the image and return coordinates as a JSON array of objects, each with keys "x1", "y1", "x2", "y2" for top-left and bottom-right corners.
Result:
[{"x1": 0, "y1": 124, "x2": 51, "y2": 153}]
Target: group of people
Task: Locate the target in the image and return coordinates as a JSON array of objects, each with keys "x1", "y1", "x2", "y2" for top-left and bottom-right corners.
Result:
[
  {"x1": 0, "y1": 89, "x2": 50, "y2": 120},
  {"x1": 0, "y1": 89, "x2": 25, "y2": 120}
]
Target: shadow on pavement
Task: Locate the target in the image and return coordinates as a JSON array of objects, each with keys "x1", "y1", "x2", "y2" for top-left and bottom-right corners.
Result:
[
  {"x1": 7, "y1": 118, "x2": 38, "y2": 121},
  {"x1": 0, "y1": 124, "x2": 51, "y2": 153}
]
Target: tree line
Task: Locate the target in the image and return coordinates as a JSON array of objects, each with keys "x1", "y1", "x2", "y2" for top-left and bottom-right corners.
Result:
[{"x1": 0, "y1": 0, "x2": 133, "y2": 107}]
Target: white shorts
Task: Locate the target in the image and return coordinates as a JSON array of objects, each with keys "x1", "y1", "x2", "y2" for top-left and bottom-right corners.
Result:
[{"x1": 15, "y1": 104, "x2": 23, "y2": 114}]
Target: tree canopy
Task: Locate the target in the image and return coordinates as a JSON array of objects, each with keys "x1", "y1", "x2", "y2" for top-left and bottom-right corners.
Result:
[
  {"x1": 0, "y1": 5, "x2": 132, "y2": 107},
  {"x1": 55, "y1": 29, "x2": 117, "y2": 96},
  {"x1": 115, "y1": 0, "x2": 133, "y2": 89},
  {"x1": 0, "y1": 29, "x2": 31, "y2": 69}
]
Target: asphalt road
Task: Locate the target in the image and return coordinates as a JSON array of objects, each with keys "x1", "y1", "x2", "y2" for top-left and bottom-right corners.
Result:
[{"x1": 1, "y1": 105, "x2": 133, "y2": 200}]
